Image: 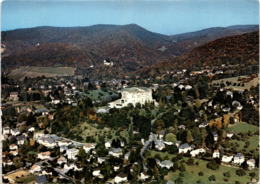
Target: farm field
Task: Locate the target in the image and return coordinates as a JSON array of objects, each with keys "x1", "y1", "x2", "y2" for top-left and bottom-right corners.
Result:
[
  {"x1": 5, "y1": 170, "x2": 35, "y2": 183},
  {"x1": 9, "y1": 66, "x2": 75, "y2": 80},
  {"x1": 211, "y1": 75, "x2": 259, "y2": 91}
]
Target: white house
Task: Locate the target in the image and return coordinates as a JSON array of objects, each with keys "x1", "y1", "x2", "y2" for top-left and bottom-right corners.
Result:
[
  {"x1": 10, "y1": 150, "x2": 18, "y2": 156},
  {"x1": 158, "y1": 160, "x2": 173, "y2": 169},
  {"x1": 213, "y1": 150, "x2": 220, "y2": 158},
  {"x1": 66, "y1": 148, "x2": 79, "y2": 160},
  {"x1": 98, "y1": 157, "x2": 106, "y2": 164},
  {"x1": 226, "y1": 132, "x2": 234, "y2": 138},
  {"x1": 178, "y1": 143, "x2": 193, "y2": 153},
  {"x1": 83, "y1": 143, "x2": 96, "y2": 153},
  {"x1": 108, "y1": 87, "x2": 157, "y2": 108},
  {"x1": 10, "y1": 128, "x2": 20, "y2": 136},
  {"x1": 190, "y1": 148, "x2": 206, "y2": 157},
  {"x1": 233, "y1": 153, "x2": 245, "y2": 165},
  {"x1": 105, "y1": 141, "x2": 111, "y2": 149},
  {"x1": 3, "y1": 127, "x2": 10, "y2": 135},
  {"x1": 185, "y1": 85, "x2": 192, "y2": 90},
  {"x1": 109, "y1": 148, "x2": 123, "y2": 158},
  {"x1": 30, "y1": 164, "x2": 41, "y2": 173},
  {"x1": 221, "y1": 155, "x2": 233, "y2": 163},
  {"x1": 114, "y1": 173, "x2": 128, "y2": 183},
  {"x1": 140, "y1": 172, "x2": 149, "y2": 181},
  {"x1": 246, "y1": 159, "x2": 256, "y2": 169},
  {"x1": 37, "y1": 137, "x2": 57, "y2": 148},
  {"x1": 17, "y1": 135, "x2": 26, "y2": 145},
  {"x1": 114, "y1": 166, "x2": 120, "y2": 171},
  {"x1": 212, "y1": 132, "x2": 218, "y2": 142},
  {"x1": 9, "y1": 144, "x2": 18, "y2": 150},
  {"x1": 57, "y1": 156, "x2": 67, "y2": 165},
  {"x1": 154, "y1": 140, "x2": 165, "y2": 151},
  {"x1": 57, "y1": 140, "x2": 71, "y2": 147},
  {"x1": 38, "y1": 151, "x2": 51, "y2": 160},
  {"x1": 28, "y1": 127, "x2": 35, "y2": 132},
  {"x1": 92, "y1": 169, "x2": 101, "y2": 177}
]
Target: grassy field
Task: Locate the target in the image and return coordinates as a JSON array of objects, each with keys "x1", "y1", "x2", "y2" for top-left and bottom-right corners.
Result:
[
  {"x1": 9, "y1": 66, "x2": 75, "y2": 80},
  {"x1": 227, "y1": 122, "x2": 259, "y2": 154},
  {"x1": 229, "y1": 135, "x2": 258, "y2": 153},
  {"x1": 165, "y1": 157, "x2": 259, "y2": 184},
  {"x1": 73, "y1": 122, "x2": 128, "y2": 142},
  {"x1": 85, "y1": 90, "x2": 113, "y2": 102},
  {"x1": 228, "y1": 122, "x2": 258, "y2": 134},
  {"x1": 211, "y1": 75, "x2": 258, "y2": 91},
  {"x1": 5, "y1": 170, "x2": 35, "y2": 183}
]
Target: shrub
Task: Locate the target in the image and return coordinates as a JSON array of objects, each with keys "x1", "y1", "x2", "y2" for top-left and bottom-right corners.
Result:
[
  {"x1": 207, "y1": 160, "x2": 219, "y2": 170},
  {"x1": 208, "y1": 175, "x2": 216, "y2": 181},
  {"x1": 236, "y1": 169, "x2": 246, "y2": 176},
  {"x1": 198, "y1": 171, "x2": 204, "y2": 176}
]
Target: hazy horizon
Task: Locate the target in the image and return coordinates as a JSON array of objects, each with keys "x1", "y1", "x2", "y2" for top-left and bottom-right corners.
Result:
[{"x1": 2, "y1": 0, "x2": 259, "y2": 35}]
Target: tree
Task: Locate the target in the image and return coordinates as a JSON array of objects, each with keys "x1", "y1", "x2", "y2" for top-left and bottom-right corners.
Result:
[
  {"x1": 186, "y1": 130, "x2": 193, "y2": 143},
  {"x1": 207, "y1": 160, "x2": 219, "y2": 170},
  {"x1": 236, "y1": 169, "x2": 246, "y2": 176},
  {"x1": 208, "y1": 175, "x2": 216, "y2": 182}
]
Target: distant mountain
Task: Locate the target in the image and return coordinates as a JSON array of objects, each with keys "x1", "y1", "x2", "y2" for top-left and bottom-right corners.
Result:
[
  {"x1": 1, "y1": 24, "x2": 258, "y2": 78},
  {"x1": 169, "y1": 25, "x2": 259, "y2": 55},
  {"x1": 138, "y1": 31, "x2": 259, "y2": 77}
]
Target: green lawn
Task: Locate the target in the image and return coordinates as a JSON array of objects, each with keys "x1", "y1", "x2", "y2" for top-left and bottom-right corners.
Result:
[
  {"x1": 85, "y1": 89, "x2": 115, "y2": 102},
  {"x1": 229, "y1": 135, "x2": 259, "y2": 154},
  {"x1": 228, "y1": 122, "x2": 258, "y2": 134},
  {"x1": 73, "y1": 122, "x2": 128, "y2": 142},
  {"x1": 165, "y1": 158, "x2": 259, "y2": 184}
]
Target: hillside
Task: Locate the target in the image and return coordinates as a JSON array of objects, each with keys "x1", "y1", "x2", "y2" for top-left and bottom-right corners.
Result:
[
  {"x1": 138, "y1": 31, "x2": 259, "y2": 77},
  {"x1": 1, "y1": 24, "x2": 258, "y2": 79}
]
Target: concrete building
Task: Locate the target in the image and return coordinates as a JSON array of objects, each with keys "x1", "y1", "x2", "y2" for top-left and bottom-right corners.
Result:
[{"x1": 108, "y1": 87, "x2": 157, "y2": 108}]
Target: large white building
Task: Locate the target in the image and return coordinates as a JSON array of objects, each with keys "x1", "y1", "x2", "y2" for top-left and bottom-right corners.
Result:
[{"x1": 108, "y1": 87, "x2": 157, "y2": 108}]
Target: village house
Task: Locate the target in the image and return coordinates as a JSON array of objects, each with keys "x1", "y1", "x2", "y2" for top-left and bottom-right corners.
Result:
[
  {"x1": 178, "y1": 143, "x2": 193, "y2": 153},
  {"x1": 190, "y1": 148, "x2": 206, "y2": 157},
  {"x1": 42, "y1": 169, "x2": 52, "y2": 176},
  {"x1": 3, "y1": 159, "x2": 13, "y2": 167},
  {"x1": 9, "y1": 92, "x2": 19, "y2": 101},
  {"x1": 57, "y1": 139, "x2": 71, "y2": 147},
  {"x1": 97, "y1": 157, "x2": 106, "y2": 164},
  {"x1": 37, "y1": 136, "x2": 57, "y2": 148},
  {"x1": 83, "y1": 143, "x2": 96, "y2": 153},
  {"x1": 57, "y1": 156, "x2": 67, "y2": 165},
  {"x1": 66, "y1": 148, "x2": 79, "y2": 160},
  {"x1": 154, "y1": 140, "x2": 165, "y2": 151},
  {"x1": 92, "y1": 169, "x2": 101, "y2": 177},
  {"x1": 139, "y1": 172, "x2": 150, "y2": 181},
  {"x1": 38, "y1": 151, "x2": 51, "y2": 160},
  {"x1": 10, "y1": 128, "x2": 20, "y2": 136},
  {"x1": 246, "y1": 159, "x2": 256, "y2": 169},
  {"x1": 3, "y1": 127, "x2": 10, "y2": 135},
  {"x1": 17, "y1": 135, "x2": 26, "y2": 145},
  {"x1": 221, "y1": 155, "x2": 233, "y2": 163},
  {"x1": 226, "y1": 132, "x2": 234, "y2": 138},
  {"x1": 28, "y1": 127, "x2": 35, "y2": 132},
  {"x1": 114, "y1": 173, "x2": 128, "y2": 183},
  {"x1": 158, "y1": 160, "x2": 173, "y2": 169},
  {"x1": 10, "y1": 150, "x2": 18, "y2": 156},
  {"x1": 114, "y1": 166, "x2": 120, "y2": 171},
  {"x1": 30, "y1": 164, "x2": 42, "y2": 173},
  {"x1": 109, "y1": 148, "x2": 123, "y2": 158},
  {"x1": 105, "y1": 141, "x2": 111, "y2": 149},
  {"x1": 233, "y1": 153, "x2": 245, "y2": 165},
  {"x1": 213, "y1": 150, "x2": 220, "y2": 158},
  {"x1": 9, "y1": 144, "x2": 18, "y2": 150}
]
